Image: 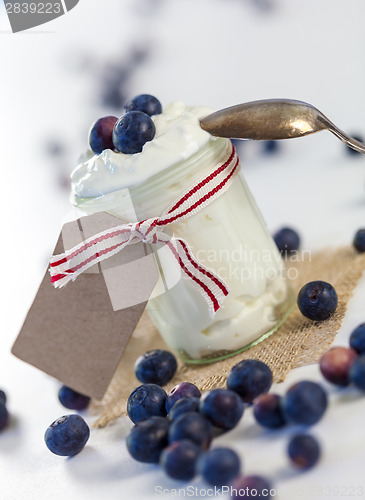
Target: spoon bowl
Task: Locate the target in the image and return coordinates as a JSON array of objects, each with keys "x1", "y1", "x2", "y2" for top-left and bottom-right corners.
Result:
[{"x1": 200, "y1": 99, "x2": 365, "y2": 154}]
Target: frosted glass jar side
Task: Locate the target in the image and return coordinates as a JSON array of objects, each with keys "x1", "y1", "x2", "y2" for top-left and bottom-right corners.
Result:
[{"x1": 73, "y1": 138, "x2": 293, "y2": 361}]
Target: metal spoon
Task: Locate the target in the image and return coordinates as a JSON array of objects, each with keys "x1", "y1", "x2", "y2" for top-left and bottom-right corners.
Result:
[{"x1": 200, "y1": 99, "x2": 365, "y2": 154}]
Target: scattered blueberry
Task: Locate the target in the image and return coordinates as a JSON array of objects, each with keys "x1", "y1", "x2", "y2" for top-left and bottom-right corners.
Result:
[
  {"x1": 353, "y1": 229, "x2": 365, "y2": 253},
  {"x1": 273, "y1": 227, "x2": 300, "y2": 255},
  {"x1": 253, "y1": 393, "x2": 286, "y2": 429},
  {"x1": 168, "y1": 397, "x2": 200, "y2": 422},
  {"x1": 0, "y1": 390, "x2": 6, "y2": 406},
  {"x1": 287, "y1": 433, "x2": 321, "y2": 470},
  {"x1": 89, "y1": 116, "x2": 118, "y2": 154},
  {"x1": 346, "y1": 135, "x2": 364, "y2": 155},
  {"x1": 134, "y1": 349, "x2": 177, "y2": 386},
  {"x1": 165, "y1": 382, "x2": 201, "y2": 412},
  {"x1": 0, "y1": 404, "x2": 9, "y2": 431},
  {"x1": 319, "y1": 347, "x2": 358, "y2": 386},
  {"x1": 113, "y1": 111, "x2": 155, "y2": 154},
  {"x1": 199, "y1": 389, "x2": 244, "y2": 430},
  {"x1": 168, "y1": 411, "x2": 213, "y2": 450},
  {"x1": 282, "y1": 381, "x2": 328, "y2": 426},
  {"x1": 349, "y1": 323, "x2": 365, "y2": 354},
  {"x1": 349, "y1": 356, "x2": 365, "y2": 391},
  {"x1": 126, "y1": 416, "x2": 169, "y2": 464},
  {"x1": 227, "y1": 359, "x2": 273, "y2": 404},
  {"x1": 44, "y1": 414, "x2": 90, "y2": 456},
  {"x1": 263, "y1": 140, "x2": 279, "y2": 154},
  {"x1": 160, "y1": 440, "x2": 200, "y2": 480},
  {"x1": 197, "y1": 447, "x2": 241, "y2": 487},
  {"x1": 124, "y1": 94, "x2": 162, "y2": 116},
  {"x1": 127, "y1": 384, "x2": 167, "y2": 424},
  {"x1": 58, "y1": 386, "x2": 90, "y2": 411},
  {"x1": 297, "y1": 281, "x2": 338, "y2": 321},
  {"x1": 231, "y1": 475, "x2": 273, "y2": 499}
]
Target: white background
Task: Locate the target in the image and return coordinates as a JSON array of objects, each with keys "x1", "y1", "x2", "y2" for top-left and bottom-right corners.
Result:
[{"x1": 0, "y1": 1, "x2": 365, "y2": 499}]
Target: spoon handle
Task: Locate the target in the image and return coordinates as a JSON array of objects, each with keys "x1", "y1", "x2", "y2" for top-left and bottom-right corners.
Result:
[{"x1": 320, "y1": 116, "x2": 365, "y2": 154}]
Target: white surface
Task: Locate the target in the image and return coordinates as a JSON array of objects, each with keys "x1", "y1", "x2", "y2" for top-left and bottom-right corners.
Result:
[{"x1": 0, "y1": 1, "x2": 365, "y2": 499}]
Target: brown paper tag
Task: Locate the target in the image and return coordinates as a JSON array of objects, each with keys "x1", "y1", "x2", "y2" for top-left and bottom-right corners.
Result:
[{"x1": 12, "y1": 212, "x2": 159, "y2": 399}]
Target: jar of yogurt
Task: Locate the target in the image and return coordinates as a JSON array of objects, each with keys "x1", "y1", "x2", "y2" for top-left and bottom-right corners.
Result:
[{"x1": 71, "y1": 101, "x2": 294, "y2": 363}]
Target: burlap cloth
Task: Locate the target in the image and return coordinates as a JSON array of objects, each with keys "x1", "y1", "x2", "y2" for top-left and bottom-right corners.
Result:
[{"x1": 90, "y1": 246, "x2": 365, "y2": 427}]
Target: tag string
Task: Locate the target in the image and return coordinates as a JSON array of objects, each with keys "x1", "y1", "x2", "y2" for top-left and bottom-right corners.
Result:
[{"x1": 50, "y1": 144, "x2": 240, "y2": 316}]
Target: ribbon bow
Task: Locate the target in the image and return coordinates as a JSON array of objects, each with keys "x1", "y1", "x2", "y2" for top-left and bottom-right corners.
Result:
[{"x1": 50, "y1": 144, "x2": 240, "y2": 316}]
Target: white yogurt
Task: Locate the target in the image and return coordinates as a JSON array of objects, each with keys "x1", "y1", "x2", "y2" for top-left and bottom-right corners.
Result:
[
  {"x1": 71, "y1": 102, "x2": 217, "y2": 198},
  {"x1": 71, "y1": 102, "x2": 292, "y2": 360}
]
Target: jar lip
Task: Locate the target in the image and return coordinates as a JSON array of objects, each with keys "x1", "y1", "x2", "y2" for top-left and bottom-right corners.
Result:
[{"x1": 72, "y1": 138, "x2": 231, "y2": 217}]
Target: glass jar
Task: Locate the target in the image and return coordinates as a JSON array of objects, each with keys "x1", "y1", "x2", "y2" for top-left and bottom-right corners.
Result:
[{"x1": 73, "y1": 137, "x2": 293, "y2": 363}]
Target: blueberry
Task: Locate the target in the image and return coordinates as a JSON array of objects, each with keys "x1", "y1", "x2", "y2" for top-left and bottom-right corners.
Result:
[
  {"x1": 44, "y1": 414, "x2": 90, "y2": 456},
  {"x1": 160, "y1": 440, "x2": 200, "y2": 480},
  {"x1": 297, "y1": 281, "x2": 338, "y2": 321},
  {"x1": 287, "y1": 433, "x2": 321, "y2": 470},
  {"x1": 349, "y1": 356, "x2": 365, "y2": 391},
  {"x1": 0, "y1": 390, "x2": 6, "y2": 406},
  {"x1": 353, "y1": 229, "x2": 365, "y2": 253},
  {"x1": 231, "y1": 475, "x2": 273, "y2": 499},
  {"x1": 127, "y1": 384, "x2": 167, "y2": 424},
  {"x1": 124, "y1": 94, "x2": 162, "y2": 116},
  {"x1": 168, "y1": 397, "x2": 200, "y2": 422},
  {"x1": 197, "y1": 447, "x2": 241, "y2": 487},
  {"x1": 168, "y1": 411, "x2": 213, "y2": 450},
  {"x1": 273, "y1": 227, "x2": 300, "y2": 255},
  {"x1": 350, "y1": 323, "x2": 365, "y2": 354},
  {"x1": 319, "y1": 347, "x2": 358, "y2": 386},
  {"x1": 253, "y1": 393, "x2": 286, "y2": 429},
  {"x1": 0, "y1": 404, "x2": 9, "y2": 431},
  {"x1": 165, "y1": 382, "x2": 201, "y2": 412},
  {"x1": 89, "y1": 116, "x2": 118, "y2": 154},
  {"x1": 282, "y1": 381, "x2": 328, "y2": 426},
  {"x1": 113, "y1": 111, "x2": 155, "y2": 154},
  {"x1": 58, "y1": 386, "x2": 90, "y2": 411},
  {"x1": 134, "y1": 349, "x2": 177, "y2": 386},
  {"x1": 226, "y1": 360, "x2": 273, "y2": 404},
  {"x1": 199, "y1": 389, "x2": 244, "y2": 430},
  {"x1": 263, "y1": 140, "x2": 279, "y2": 154},
  {"x1": 126, "y1": 416, "x2": 169, "y2": 463}
]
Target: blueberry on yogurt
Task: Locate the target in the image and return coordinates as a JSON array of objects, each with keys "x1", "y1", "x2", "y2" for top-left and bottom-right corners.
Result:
[
  {"x1": 113, "y1": 111, "x2": 155, "y2": 154},
  {"x1": 89, "y1": 116, "x2": 118, "y2": 154},
  {"x1": 124, "y1": 94, "x2": 162, "y2": 116}
]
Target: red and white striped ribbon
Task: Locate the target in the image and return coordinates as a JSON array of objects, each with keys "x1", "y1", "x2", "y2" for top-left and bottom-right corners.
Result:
[{"x1": 50, "y1": 144, "x2": 240, "y2": 316}]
